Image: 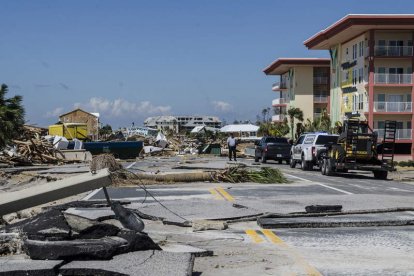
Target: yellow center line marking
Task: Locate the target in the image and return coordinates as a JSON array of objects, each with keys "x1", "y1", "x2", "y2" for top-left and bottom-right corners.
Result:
[
  {"x1": 209, "y1": 188, "x2": 224, "y2": 200},
  {"x1": 216, "y1": 187, "x2": 235, "y2": 202},
  {"x1": 245, "y1": 229, "x2": 264, "y2": 243},
  {"x1": 261, "y1": 230, "x2": 322, "y2": 276}
]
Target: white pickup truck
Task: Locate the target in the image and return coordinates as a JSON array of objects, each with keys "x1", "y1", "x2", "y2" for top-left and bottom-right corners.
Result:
[{"x1": 290, "y1": 133, "x2": 339, "y2": 170}]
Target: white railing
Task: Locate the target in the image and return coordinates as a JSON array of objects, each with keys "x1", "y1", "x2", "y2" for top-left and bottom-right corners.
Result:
[
  {"x1": 374, "y1": 46, "x2": 413, "y2": 57},
  {"x1": 313, "y1": 76, "x2": 329, "y2": 85},
  {"x1": 272, "y1": 98, "x2": 289, "y2": 105},
  {"x1": 374, "y1": 129, "x2": 412, "y2": 140},
  {"x1": 272, "y1": 81, "x2": 287, "y2": 90},
  {"x1": 373, "y1": 102, "x2": 412, "y2": 112},
  {"x1": 313, "y1": 95, "x2": 328, "y2": 103},
  {"x1": 374, "y1": 73, "x2": 412, "y2": 84},
  {"x1": 272, "y1": 114, "x2": 286, "y2": 122}
]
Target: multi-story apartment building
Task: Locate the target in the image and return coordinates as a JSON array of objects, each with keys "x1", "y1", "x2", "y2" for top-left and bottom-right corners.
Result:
[
  {"x1": 144, "y1": 115, "x2": 222, "y2": 133},
  {"x1": 305, "y1": 14, "x2": 414, "y2": 157},
  {"x1": 263, "y1": 58, "x2": 331, "y2": 128}
]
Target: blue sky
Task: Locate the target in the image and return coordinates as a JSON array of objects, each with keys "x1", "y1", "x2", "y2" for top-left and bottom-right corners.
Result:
[{"x1": 1, "y1": 1, "x2": 413, "y2": 128}]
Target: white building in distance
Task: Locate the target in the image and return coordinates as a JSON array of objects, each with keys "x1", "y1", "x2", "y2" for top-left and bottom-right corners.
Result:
[{"x1": 144, "y1": 115, "x2": 222, "y2": 133}]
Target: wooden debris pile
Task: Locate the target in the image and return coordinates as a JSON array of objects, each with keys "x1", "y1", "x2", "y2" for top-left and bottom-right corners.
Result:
[{"x1": 0, "y1": 125, "x2": 65, "y2": 166}]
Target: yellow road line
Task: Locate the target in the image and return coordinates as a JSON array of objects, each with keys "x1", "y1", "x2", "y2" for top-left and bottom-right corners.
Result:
[
  {"x1": 245, "y1": 229, "x2": 264, "y2": 243},
  {"x1": 209, "y1": 188, "x2": 224, "y2": 200},
  {"x1": 261, "y1": 229, "x2": 285, "y2": 245},
  {"x1": 261, "y1": 230, "x2": 322, "y2": 276},
  {"x1": 216, "y1": 187, "x2": 235, "y2": 202}
]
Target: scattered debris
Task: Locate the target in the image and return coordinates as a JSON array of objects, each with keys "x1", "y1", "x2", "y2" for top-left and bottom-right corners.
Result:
[{"x1": 212, "y1": 167, "x2": 289, "y2": 184}]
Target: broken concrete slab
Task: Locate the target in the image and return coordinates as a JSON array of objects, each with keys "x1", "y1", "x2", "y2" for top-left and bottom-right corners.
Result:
[
  {"x1": 161, "y1": 244, "x2": 213, "y2": 257},
  {"x1": 24, "y1": 236, "x2": 128, "y2": 260},
  {"x1": 0, "y1": 169, "x2": 112, "y2": 216},
  {"x1": 258, "y1": 211, "x2": 414, "y2": 229},
  {"x1": 0, "y1": 233, "x2": 23, "y2": 255},
  {"x1": 0, "y1": 258, "x2": 63, "y2": 276},
  {"x1": 60, "y1": 251, "x2": 194, "y2": 276},
  {"x1": 192, "y1": 220, "x2": 228, "y2": 232},
  {"x1": 128, "y1": 199, "x2": 262, "y2": 225},
  {"x1": 5, "y1": 209, "x2": 71, "y2": 241},
  {"x1": 63, "y1": 207, "x2": 115, "y2": 221}
]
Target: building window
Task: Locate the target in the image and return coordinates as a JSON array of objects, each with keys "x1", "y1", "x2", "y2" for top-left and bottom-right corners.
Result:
[{"x1": 359, "y1": 41, "x2": 364, "y2": 57}]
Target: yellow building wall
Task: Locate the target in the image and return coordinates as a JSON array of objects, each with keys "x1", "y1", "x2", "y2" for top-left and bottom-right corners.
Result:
[{"x1": 292, "y1": 66, "x2": 315, "y2": 121}]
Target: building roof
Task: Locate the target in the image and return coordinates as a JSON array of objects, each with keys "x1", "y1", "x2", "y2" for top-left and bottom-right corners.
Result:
[
  {"x1": 304, "y1": 14, "x2": 414, "y2": 50},
  {"x1": 263, "y1": 58, "x2": 330, "y2": 75},
  {"x1": 59, "y1": 108, "x2": 99, "y2": 118},
  {"x1": 220, "y1": 124, "x2": 259, "y2": 133},
  {"x1": 190, "y1": 125, "x2": 219, "y2": 133}
]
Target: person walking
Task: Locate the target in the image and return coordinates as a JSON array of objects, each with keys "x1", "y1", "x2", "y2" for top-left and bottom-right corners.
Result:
[{"x1": 227, "y1": 133, "x2": 237, "y2": 161}]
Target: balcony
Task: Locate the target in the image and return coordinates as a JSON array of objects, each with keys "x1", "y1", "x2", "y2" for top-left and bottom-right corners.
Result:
[
  {"x1": 373, "y1": 46, "x2": 413, "y2": 57},
  {"x1": 374, "y1": 102, "x2": 412, "y2": 113},
  {"x1": 313, "y1": 76, "x2": 329, "y2": 85},
  {"x1": 272, "y1": 114, "x2": 286, "y2": 122},
  {"x1": 374, "y1": 129, "x2": 412, "y2": 140},
  {"x1": 313, "y1": 95, "x2": 328, "y2": 103},
  {"x1": 374, "y1": 74, "x2": 412, "y2": 85},
  {"x1": 272, "y1": 98, "x2": 289, "y2": 106},
  {"x1": 272, "y1": 81, "x2": 288, "y2": 91}
]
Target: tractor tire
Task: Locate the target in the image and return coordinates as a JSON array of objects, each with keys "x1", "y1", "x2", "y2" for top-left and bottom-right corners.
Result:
[
  {"x1": 326, "y1": 158, "x2": 335, "y2": 176},
  {"x1": 290, "y1": 156, "x2": 296, "y2": 168},
  {"x1": 321, "y1": 159, "x2": 327, "y2": 175},
  {"x1": 373, "y1": 171, "x2": 388, "y2": 180}
]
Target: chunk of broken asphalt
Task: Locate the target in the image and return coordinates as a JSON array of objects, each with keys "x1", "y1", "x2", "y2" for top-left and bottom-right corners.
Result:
[
  {"x1": 116, "y1": 229, "x2": 161, "y2": 254},
  {"x1": 0, "y1": 258, "x2": 63, "y2": 276},
  {"x1": 59, "y1": 251, "x2": 195, "y2": 276},
  {"x1": 305, "y1": 205, "x2": 342, "y2": 213},
  {"x1": 192, "y1": 220, "x2": 228, "y2": 232},
  {"x1": 4, "y1": 209, "x2": 70, "y2": 241},
  {"x1": 63, "y1": 207, "x2": 115, "y2": 221},
  {"x1": 24, "y1": 236, "x2": 128, "y2": 260},
  {"x1": 112, "y1": 201, "x2": 145, "y2": 232}
]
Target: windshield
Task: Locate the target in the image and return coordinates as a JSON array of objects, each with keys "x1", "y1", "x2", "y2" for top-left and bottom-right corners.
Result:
[
  {"x1": 315, "y1": 135, "x2": 338, "y2": 145},
  {"x1": 265, "y1": 137, "x2": 288, "y2": 144}
]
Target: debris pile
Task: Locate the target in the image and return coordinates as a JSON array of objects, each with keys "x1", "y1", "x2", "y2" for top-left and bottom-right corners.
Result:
[{"x1": 0, "y1": 125, "x2": 65, "y2": 166}]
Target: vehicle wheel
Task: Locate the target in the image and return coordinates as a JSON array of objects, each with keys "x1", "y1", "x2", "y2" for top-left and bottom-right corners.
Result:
[
  {"x1": 290, "y1": 156, "x2": 296, "y2": 168},
  {"x1": 373, "y1": 171, "x2": 388, "y2": 180},
  {"x1": 254, "y1": 156, "x2": 259, "y2": 162},
  {"x1": 278, "y1": 160, "x2": 282, "y2": 164},
  {"x1": 285, "y1": 160, "x2": 290, "y2": 165},
  {"x1": 326, "y1": 158, "x2": 335, "y2": 176},
  {"x1": 321, "y1": 159, "x2": 327, "y2": 175},
  {"x1": 301, "y1": 156, "x2": 308, "y2": 171},
  {"x1": 261, "y1": 154, "x2": 267, "y2": 163}
]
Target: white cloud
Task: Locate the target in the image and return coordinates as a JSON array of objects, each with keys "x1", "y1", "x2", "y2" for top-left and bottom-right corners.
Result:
[
  {"x1": 212, "y1": 101, "x2": 233, "y2": 112},
  {"x1": 45, "y1": 107, "x2": 64, "y2": 118},
  {"x1": 75, "y1": 97, "x2": 172, "y2": 117}
]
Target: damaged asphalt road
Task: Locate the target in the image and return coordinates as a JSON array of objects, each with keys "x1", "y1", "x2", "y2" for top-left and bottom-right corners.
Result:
[{"x1": 1, "y1": 156, "x2": 414, "y2": 275}]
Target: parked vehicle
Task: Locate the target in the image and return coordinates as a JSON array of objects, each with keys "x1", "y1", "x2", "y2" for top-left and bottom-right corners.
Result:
[
  {"x1": 320, "y1": 119, "x2": 395, "y2": 179},
  {"x1": 254, "y1": 137, "x2": 291, "y2": 164},
  {"x1": 290, "y1": 132, "x2": 339, "y2": 170}
]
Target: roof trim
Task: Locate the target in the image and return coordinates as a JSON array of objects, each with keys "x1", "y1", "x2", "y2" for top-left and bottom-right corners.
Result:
[
  {"x1": 263, "y1": 58, "x2": 330, "y2": 75},
  {"x1": 59, "y1": 108, "x2": 98, "y2": 118},
  {"x1": 304, "y1": 14, "x2": 414, "y2": 49}
]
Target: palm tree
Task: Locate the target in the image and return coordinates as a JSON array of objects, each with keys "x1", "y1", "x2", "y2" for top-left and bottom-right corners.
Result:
[
  {"x1": 287, "y1": 107, "x2": 303, "y2": 140},
  {"x1": 0, "y1": 84, "x2": 25, "y2": 148}
]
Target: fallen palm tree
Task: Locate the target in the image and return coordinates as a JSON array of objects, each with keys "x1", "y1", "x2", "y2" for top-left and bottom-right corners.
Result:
[{"x1": 113, "y1": 166, "x2": 289, "y2": 184}]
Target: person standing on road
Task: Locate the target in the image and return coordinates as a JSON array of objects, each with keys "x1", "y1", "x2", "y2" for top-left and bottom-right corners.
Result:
[{"x1": 227, "y1": 133, "x2": 237, "y2": 161}]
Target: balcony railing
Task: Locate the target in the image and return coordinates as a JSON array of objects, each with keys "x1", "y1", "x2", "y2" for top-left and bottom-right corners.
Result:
[
  {"x1": 313, "y1": 76, "x2": 329, "y2": 85},
  {"x1": 374, "y1": 46, "x2": 413, "y2": 57},
  {"x1": 313, "y1": 95, "x2": 328, "y2": 103},
  {"x1": 272, "y1": 81, "x2": 288, "y2": 90},
  {"x1": 374, "y1": 129, "x2": 412, "y2": 140},
  {"x1": 374, "y1": 73, "x2": 412, "y2": 84},
  {"x1": 272, "y1": 114, "x2": 286, "y2": 122},
  {"x1": 272, "y1": 98, "x2": 289, "y2": 105},
  {"x1": 374, "y1": 102, "x2": 412, "y2": 112}
]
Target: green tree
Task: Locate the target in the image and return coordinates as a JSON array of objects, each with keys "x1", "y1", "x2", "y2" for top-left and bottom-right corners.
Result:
[
  {"x1": 287, "y1": 107, "x2": 303, "y2": 140},
  {"x1": 0, "y1": 84, "x2": 25, "y2": 148},
  {"x1": 258, "y1": 120, "x2": 289, "y2": 137},
  {"x1": 99, "y1": 124, "x2": 113, "y2": 136}
]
